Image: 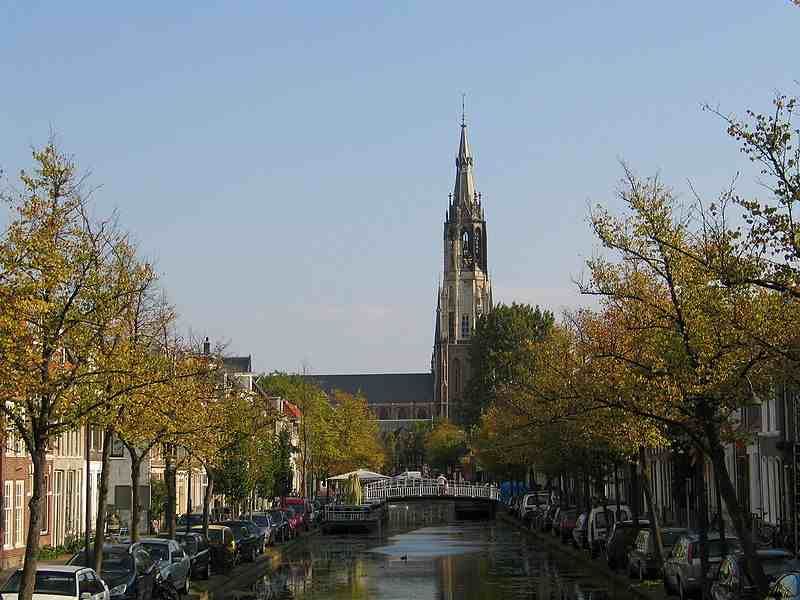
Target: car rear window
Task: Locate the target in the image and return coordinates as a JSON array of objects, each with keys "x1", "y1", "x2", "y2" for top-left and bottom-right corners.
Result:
[{"x1": 2, "y1": 571, "x2": 76, "y2": 596}]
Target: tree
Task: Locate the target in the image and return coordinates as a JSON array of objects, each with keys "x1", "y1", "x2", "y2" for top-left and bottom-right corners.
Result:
[
  {"x1": 424, "y1": 421, "x2": 467, "y2": 473},
  {"x1": 464, "y1": 303, "x2": 554, "y2": 426},
  {"x1": 328, "y1": 390, "x2": 384, "y2": 474},
  {"x1": 572, "y1": 167, "x2": 793, "y2": 593},
  {"x1": 0, "y1": 143, "x2": 164, "y2": 599}
]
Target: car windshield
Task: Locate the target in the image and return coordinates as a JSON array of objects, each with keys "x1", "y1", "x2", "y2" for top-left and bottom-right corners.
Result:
[
  {"x1": 69, "y1": 551, "x2": 133, "y2": 574},
  {"x1": 663, "y1": 531, "x2": 685, "y2": 546},
  {"x1": 140, "y1": 543, "x2": 169, "y2": 561},
  {"x1": 2, "y1": 571, "x2": 76, "y2": 596},
  {"x1": 177, "y1": 514, "x2": 203, "y2": 526},
  {"x1": 251, "y1": 516, "x2": 269, "y2": 527},
  {"x1": 202, "y1": 529, "x2": 223, "y2": 543},
  {"x1": 267, "y1": 512, "x2": 283, "y2": 523},
  {"x1": 760, "y1": 557, "x2": 800, "y2": 579},
  {"x1": 707, "y1": 539, "x2": 741, "y2": 556}
]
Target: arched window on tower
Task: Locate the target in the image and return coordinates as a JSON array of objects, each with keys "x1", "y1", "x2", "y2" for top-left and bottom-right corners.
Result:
[
  {"x1": 453, "y1": 359, "x2": 462, "y2": 396},
  {"x1": 461, "y1": 314, "x2": 470, "y2": 338},
  {"x1": 475, "y1": 228, "x2": 482, "y2": 265},
  {"x1": 462, "y1": 229, "x2": 472, "y2": 266}
]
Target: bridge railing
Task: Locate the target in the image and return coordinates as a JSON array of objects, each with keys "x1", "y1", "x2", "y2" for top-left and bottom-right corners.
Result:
[
  {"x1": 323, "y1": 504, "x2": 382, "y2": 522},
  {"x1": 363, "y1": 478, "x2": 499, "y2": 502}
]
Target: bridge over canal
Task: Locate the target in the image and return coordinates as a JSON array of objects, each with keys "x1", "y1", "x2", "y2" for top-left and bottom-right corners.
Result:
[{"x1": 322, "y1": 479, "x2": 500, "y2": 535}]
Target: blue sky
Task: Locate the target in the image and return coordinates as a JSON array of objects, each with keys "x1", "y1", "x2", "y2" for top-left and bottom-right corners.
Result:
[{"x1": 2, "y1": 2, "x2": 798, "y2": 374}]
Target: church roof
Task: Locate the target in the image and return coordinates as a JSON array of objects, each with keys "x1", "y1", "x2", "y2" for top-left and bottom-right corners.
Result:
[{"x1": 305, "y1": 373, "x2": 433, "y2": 406}]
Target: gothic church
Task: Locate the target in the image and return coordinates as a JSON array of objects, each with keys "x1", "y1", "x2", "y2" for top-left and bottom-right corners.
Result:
[{"x1": 308, "y1": 119, "x2": 492, "y2": 429}]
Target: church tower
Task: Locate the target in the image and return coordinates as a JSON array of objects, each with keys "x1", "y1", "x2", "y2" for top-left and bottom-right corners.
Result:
[{"x1": 432, "y1": 117, "x2": 493, "y2": 423}]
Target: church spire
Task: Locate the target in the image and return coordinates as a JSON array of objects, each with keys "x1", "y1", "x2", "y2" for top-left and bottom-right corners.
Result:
[{"x1": 452, "y1": 118, "x2": 477, "y2": 213}]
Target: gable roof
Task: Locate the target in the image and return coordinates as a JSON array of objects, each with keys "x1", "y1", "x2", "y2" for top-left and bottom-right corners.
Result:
[
  {"x1": 223, "y1": 355, "x2": 252, "y2": 373},
  {"x1": 305, "y1": 373, "x2": 433, "y2": 405}
]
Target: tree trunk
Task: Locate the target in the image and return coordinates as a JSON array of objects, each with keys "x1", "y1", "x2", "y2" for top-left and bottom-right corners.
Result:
[
  {"x1": 126, "y1": 444, "x2": 142, "y2": 542},
  {"x1": 94, "y1": 428, "x2": 113, "y2": 575},
  {"x1": 202, "y1": 469, "x2": 213, "y2": 539},
  {"x1": 640, "y1": 447, "x2": 666, "y2": 569},
  {"x1": 631, "y1": 459, "x2": 640, "y2": 525},
  {"x1": 19, "y1": 443, "x2": 47, "y2": 600},
  {"x1": 165, "y1": 445, "x2": 177, "y2": 539},
  {"x1": 697, "y1": 454, "x2": 710, "y2": 599},
  {"x1": 84, "y1": 427, "x2": 91, "y2": 561},
  {"x1": 706, "y1": 428, "x2": 768, "y2": 594}
]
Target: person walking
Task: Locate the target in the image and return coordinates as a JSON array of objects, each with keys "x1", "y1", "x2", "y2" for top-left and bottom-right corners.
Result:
[{"x1": 437, "y1": 474, "x2": 448, "y2": 496}]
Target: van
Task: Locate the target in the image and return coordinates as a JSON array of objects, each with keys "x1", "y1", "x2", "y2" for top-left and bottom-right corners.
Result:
[
  {"x1": 519, "y1": 491, "x2": 551, "y2": 520},
  {"x1": 586, "y1": 504, "x2": 632, "y2": 557}
]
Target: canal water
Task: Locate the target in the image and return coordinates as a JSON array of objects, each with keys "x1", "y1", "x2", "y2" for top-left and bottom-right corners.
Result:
[{"x1": 249, "y1": 504, "x2": 636, "y2": 600}]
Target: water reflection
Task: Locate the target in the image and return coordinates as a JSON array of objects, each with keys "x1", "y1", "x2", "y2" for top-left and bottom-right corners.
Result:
[{"x1": 248, "y1": 518, "x2": 636, "y2": 600}]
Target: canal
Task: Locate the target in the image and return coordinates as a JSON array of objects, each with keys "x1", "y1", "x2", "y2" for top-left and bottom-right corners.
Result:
[{"x1": 248, "y1": 504, "x2": 637, "y2": 600}]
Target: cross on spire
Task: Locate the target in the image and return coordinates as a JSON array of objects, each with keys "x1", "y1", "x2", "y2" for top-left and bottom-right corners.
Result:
[{"x1": 461, "y1": 93, "x2": 466, "y2": 128}]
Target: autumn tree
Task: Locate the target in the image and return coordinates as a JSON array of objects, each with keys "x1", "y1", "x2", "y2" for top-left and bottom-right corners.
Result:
[
  {"x1": 328, "y1": 390, "x2": 384, "y2": 473},
  {"x1": 0, "y1": 143, "x2": 174, "y2": 598},
  {"x1": 424, "y1": 421, "x2": 468, "y2": 473}
]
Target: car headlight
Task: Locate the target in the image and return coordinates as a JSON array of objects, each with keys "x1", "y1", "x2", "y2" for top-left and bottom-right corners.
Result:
[{"x1": 109, "y1": 584, "x2": 127, "y2": 597}]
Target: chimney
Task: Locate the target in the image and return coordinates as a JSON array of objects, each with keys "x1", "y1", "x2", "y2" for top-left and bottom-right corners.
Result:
[{"x1": 203, "y1": 337, "x2": 210, "y2": 355}]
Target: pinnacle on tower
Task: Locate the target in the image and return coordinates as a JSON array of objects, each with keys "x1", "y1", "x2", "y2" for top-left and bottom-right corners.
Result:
[{"x1": 452, "y1": 122, "x2": 477, "y2": 212}]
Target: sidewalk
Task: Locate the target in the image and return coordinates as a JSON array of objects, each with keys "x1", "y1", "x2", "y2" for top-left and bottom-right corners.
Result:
[{"x1": 500, "y1": 512, "x2": 670, "y2": 600}]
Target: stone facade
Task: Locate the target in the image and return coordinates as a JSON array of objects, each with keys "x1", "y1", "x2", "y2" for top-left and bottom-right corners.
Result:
[{"x1": 432, "y1": 122, "x2": 493, "y2": 423}]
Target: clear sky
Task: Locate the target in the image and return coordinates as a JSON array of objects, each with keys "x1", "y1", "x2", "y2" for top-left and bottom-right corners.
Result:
[{"x1": 2, "y1": 2, "x2": 798, "y2": 374}]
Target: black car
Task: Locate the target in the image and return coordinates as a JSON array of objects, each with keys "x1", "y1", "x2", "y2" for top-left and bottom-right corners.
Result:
[
  {"x1": 217, "y1": 520, "x2": 260, "y2": 562},
  {"x1": 176, "y1": 514, "x2": 205, "y2": 528},
  {"x1": 240, "y1": 520, "x2": 266, "y2": 554},
  {"x1": 161, "y1": 532, "x2": 211, "y2": 580},
  {"x1": 604, "y1": 520, "x2": 651, "y2": 571},
  {"x1": 68, "y1": 543, "x2": 158, "y2": 600},
  {"x1": 264, "y1": 510, "x2": 290, "y2": 543}
]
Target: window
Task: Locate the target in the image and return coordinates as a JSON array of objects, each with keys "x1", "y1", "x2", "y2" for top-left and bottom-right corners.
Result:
[
  {"x1": 41, "y1": 475, "x2": 49, "y2": 534},
  {"x1": 4, "y1": 481, "x2": 12, "y2": 548},
  {"x1": 475, "y1": 228, "x2": 482, "y2": 264},
  {"x1": 14, "y1": 481, "x2": 24, "y2": 547},
  {"x1": 453, "y1": 359, "x2": 462, "y2": 396},
  {"x1": 448, "y1": 312, "x2": 455, "y2": 339},
  {"x1": 461, "y1": 314, "x2": 470, "y2": 338},
  {"x1": 110, "y1": 434, "x2": 125, "y2": 458}
]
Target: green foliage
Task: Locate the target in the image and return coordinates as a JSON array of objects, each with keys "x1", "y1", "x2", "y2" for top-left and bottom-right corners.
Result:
[
  {"x1": 383, "y1": 421, "x2": 431, "y2": 473},
  {"x1": 272, "y1": 429, "x2": 294, "y2": 498},
  {"x1": 424, "y1": 421, "x2": 468, "y2": 473},
  {"x1": 150, "y1": 478, "x2": 167, "y2": 521},
  {"x1": 464, "y1": 303, "x2": 555, "y2": 426},
  {"x1": 37, "y1": 545, "x2": 65, "y2": 560}
]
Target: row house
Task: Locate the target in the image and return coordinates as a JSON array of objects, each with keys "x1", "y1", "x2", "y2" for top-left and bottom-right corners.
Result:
[
  {"x1": 548, "y1": 385, "x2": 800, "y2": 537},
  {"x1": 1, "y1": 426, "x2": 103, "y2": 569}
]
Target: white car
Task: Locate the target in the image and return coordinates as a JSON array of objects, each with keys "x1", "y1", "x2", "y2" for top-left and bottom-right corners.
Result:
[{"x1": 1, "y1": 565, "x2": 109, "y2": 600}]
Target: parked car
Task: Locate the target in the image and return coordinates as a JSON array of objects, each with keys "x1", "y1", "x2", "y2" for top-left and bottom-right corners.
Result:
[
  {"x1": 539, "y1": 504, "x2": 559, "y2": 532},
  {"x1": 555, "y1": 508, "x2": 579, "y2": 543},
  {"x1": 250, "y1": 513, "x2": 275, "y2": 546},
  {"x1": 264, "y1": 509, "x2": 290, "y2": 543},
  {"x1": 279, "y1": 508, "x2": 302, "y2": 539},
  {"x1": 663, "y1": 533, "x2": 741, "y2": 600},
  {"x1": 138, "y1": 538, "x2": 191, "y2": 596},
  {"x1": 1, "y1": 566, "x2": 109, "y2": 600},
  {"x1": 239, "y1": 520, "x2": 266, "y2": 554},
  {"x1": 628, "y1": 527, "x2": 689, "y2": 580},
  {"x1": 519, "y1": 492, "x2": 550, "y2": 520},
  {"x1": 161, "y1": 532, "x2": 211, "y2": 581},
  {"x1": 191, "y1": 525, "x2": 237, "y2": 573},
  {"x1": 281, "y1": 498, "x2": 310, "y2": 531},
  {"x1": 604, "y1": 519, "x2": 651, "y2": 571},
  {"x1": 709, "y1": 549, "x2": 799, "y2": 600},
  {"x1": 766, "y1": 570, "x2": 800, "y2": 600},
  {"x1": 587, "y1": 505, "x2": 632, "y2": 558},
  {"x1": 67, "y1": 543, "x2": 157, "y2": 600},
  {"x1": 218, "y1": 520, "x2": 261, "y2": 562},
  {"x1": 176, "y1": 514, "x2": 204, "y2": 529},
  {"x1": 573, "y1": 513, "x2": 589, "y2": 549}
]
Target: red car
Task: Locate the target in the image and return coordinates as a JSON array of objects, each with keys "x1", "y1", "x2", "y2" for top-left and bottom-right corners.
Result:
[
  {"x1": 279, "y1": 508, "x2": 302, "y2": 538},
  {"x1": 281, "y1": 498, "x2": 311, "y2": 533}
]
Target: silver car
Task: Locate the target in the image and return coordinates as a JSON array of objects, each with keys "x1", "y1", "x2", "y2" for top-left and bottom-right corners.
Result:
[
  {"x1": 139, "y1": 538, "x2": 192, "y2": 596},
  {"x1": 662, "y1": 533, "x2": 740, "y2": 600}
]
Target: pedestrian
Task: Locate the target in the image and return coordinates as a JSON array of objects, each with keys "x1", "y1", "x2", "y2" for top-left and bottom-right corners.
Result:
[{"x1": 437, "y1": 473, "x2": 448, "y2": 496}]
